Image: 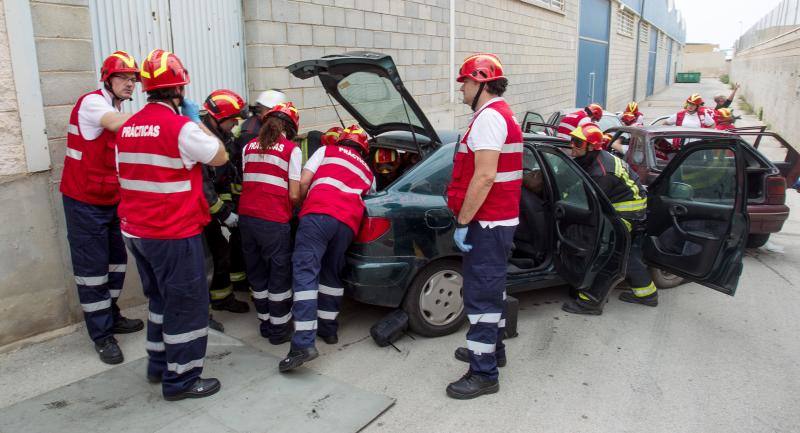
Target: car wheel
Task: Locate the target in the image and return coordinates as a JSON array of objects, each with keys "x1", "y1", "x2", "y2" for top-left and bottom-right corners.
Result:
[
  {"x1": 650, "y1": 267, "x2": 685, "y2": 289},
  {"x1": 402, "y1": 259, "x2": 466, "y2": 337},
  {"x1": 746, "y1": 233, "x2": 770, "y2": 249}
]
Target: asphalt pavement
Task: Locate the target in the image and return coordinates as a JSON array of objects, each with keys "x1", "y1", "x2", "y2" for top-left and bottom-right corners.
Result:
[{"x1": 1, "y1": 78, "x2": 799, "y2": 433}]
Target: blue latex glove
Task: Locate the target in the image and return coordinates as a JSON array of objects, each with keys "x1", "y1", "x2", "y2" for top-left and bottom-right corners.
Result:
[
  {"x1": 180, "y1": 98, "x2": 201, "y2": 123},
  {"x1": 454, "y1": 226, "x2": 472, "y2": 252}
]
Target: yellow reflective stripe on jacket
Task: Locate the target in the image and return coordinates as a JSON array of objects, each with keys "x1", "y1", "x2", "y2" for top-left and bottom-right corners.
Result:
[
  {"x1": 612, "y1": 198, "x2": 647, "y2": 212},
  {"x1": 620, "y1": 217, "x2": 632, "y2": 232},
  {"x1": 231, "y1": 183, "x2": 242, "y2": 195},
  {"x1": 219, "y1": 193, "x2": 233, "y2": 202},
  {"x1": 209, "y1": 198, "x2": 224, "y2": 214},
  {"x1": 613, "y1": 157, "x2": 642, "y2": 201}
]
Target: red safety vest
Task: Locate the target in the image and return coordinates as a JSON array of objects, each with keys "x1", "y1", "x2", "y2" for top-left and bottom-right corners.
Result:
[
  {"x1": 557, "y1": 110, "x2": 589, "y2": 139},
  {"x1": 447, "y1": 99, "x2": 523, "y2": 222},
  {"x1": 60, "y1": 89, "x2": 120, "y2": 205},
  {"x1": 675, "y1": 109, "x2": 713, "y2": 128},
  {"x1": 116, "y1": 103, "x2": 209, "y2": 239},
  {"x1": 239, "y1": 136, "x2": 297, "y2": 224},
  {"x1": 299, "y1": 145, "x2": 374, "y2": 234}
]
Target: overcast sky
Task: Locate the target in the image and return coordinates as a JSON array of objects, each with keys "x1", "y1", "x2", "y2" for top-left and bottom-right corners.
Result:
[{"x1": 674, "y1": 0, "x2": 785, "y2": 48}]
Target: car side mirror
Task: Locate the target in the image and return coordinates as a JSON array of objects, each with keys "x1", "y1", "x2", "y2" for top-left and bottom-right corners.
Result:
[{"x1": 669, "y1": 182, "x2": 694, "y2": 200}]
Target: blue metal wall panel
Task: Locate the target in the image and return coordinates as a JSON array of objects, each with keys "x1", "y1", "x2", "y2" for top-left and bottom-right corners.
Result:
[
  {"x1": 621, "y1": 0, "x2": 642, "y2": 14},
  {"x1": 579, "y1": 0, "x2": 611, "y2": 40},
  {"x1": 642, "y1": 0, "x2": 686, "y2": 44},
  {"x1": 576, "y1": 40, "x2": 609, "y2": 106},
  {"x1": 646, "y1": 28, "x2": 657, "y2": 96}
]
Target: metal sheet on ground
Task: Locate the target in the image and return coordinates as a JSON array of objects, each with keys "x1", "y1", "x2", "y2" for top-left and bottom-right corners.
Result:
[{"x1": 0, "y1": 331, "x2": 394, "y2": 433}]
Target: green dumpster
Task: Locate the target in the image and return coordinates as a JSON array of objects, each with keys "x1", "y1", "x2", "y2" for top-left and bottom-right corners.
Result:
[{"x1": 675, "y1": 72, "x2": 701, "y2": 83}]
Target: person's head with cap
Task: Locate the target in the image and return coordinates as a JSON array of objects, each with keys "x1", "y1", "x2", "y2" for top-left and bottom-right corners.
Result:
[{"x1": 254, "y1": 89, "x2": 288, "y2": 117}]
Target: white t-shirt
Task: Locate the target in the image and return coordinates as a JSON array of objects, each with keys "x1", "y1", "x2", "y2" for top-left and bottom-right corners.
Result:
[
  {"x1": 304, "y1": 147, "x2": 377, "y2": 192},
  {"x1": 665, "y1": 111, "x2": 715, "y2": 128},
  {"x1": 78, "y1": 88, "x2": 117, "y2": 140},
  {"x1": 467, "y1": 97, "x2": 519, "y2": 228},
  {"x1": 150, "y1": 103, "x2": 220, "y2": 168}
]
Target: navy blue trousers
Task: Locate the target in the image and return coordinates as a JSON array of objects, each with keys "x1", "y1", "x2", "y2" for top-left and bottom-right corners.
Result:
[
  {"x1": 124, "y1": 235, "x2": 209, "y2": 397},
  {"x1": 290, "y1": 214, "x2": 353, "y2": 349},
  {"x1": 239, "y1": 215, "x2": 293, "y2": 342},
  {"x1": 62, "y1": 195, "x2": 127, "y2": 343},
  {"x1": 463, "y1": 223, "x2": 515, "y2": 380}
]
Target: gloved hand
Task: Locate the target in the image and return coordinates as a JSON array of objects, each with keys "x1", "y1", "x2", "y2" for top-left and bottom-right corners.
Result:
[
  {"x1": 453, "y1": 225, "x2": 472, "y2": 253},
  {"x1": 180, "y1": 98, "x2": 201, "y2": 123},
  {"x1": 223, "y1": 212, "x2": 239, "y2": 228}
]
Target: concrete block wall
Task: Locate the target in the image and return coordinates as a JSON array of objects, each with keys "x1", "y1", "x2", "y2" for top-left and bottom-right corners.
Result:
[
  {"x1": 606, "y1": 3, "x2": 638, "y2": 113},
  {"x1": 0, "y1": 0, "x2": 25, "y2": 178},
  {"x1": 730, "y1": 28, "x2": 800, "y2": 149},
  {"x1": 244, "y1": 0, "x2": 453, "y2": 133}
]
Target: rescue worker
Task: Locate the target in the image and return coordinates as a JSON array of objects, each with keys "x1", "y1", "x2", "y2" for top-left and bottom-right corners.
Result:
[
  {"x1": 556, "y1": 103, "x2": 604, "y2": 139},
  {"x1": 239, "y1": 102, "x2": 303, "y2": 344},
  {"x1": 61, "y1": 50, "x2": 144, "y2": 364},
  {"x1": 200, "y1": 89, "x2": 250, "y2": 315},
  {"x1": 373, "y1": 147, "x2": 401, "y2": 189},
  {"x1": 561, "y1": 124, "x2": 657, "y2": 315},
  {"x1": 664, "y1": 94, "x2": 715, "y2": 129},
  {"x1": 715, "y1": 108, "x2": 736, "y2": 131},
  {"x1": 279, "y1": 125, "x2": 375, "y2": 372},
  {"x1": 117, "y1": 49, "x2": 226, "y2": 400},
  {"x1": 621, "y1": 101, "x2": 644, "y2": 126},
  {"x1": 235, "y1": 89, "x2": 289, "y2": 150},
  {"x1": 446, "y1": 53, "x2": 523, "y2": 399}
]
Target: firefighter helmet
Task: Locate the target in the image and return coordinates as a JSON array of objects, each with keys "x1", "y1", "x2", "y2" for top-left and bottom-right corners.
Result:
[
  {"x1": 338, "y1": 124, "x2": 370, "y2": 155},
  {"x1": 265, "y1": 102, "x2": 300, "y2": 134},
  {"x1": 585, "y1": 103, "x2": 604, "y2": 121},
  {"x1": 204, "y1": 89, "x2": 247, "y2": 121},
  {"x1": 686, "y1": 93, "x2": 704, "y2": 106},
  {"x1": 139, "y1": 49, "x2": 189, "y2": 92},
  {"x1": 100, "y1": 51, "x2": 139, "y2": 82},
  {"x1": 321, "y1": 126, "x2": 344, "y2": 146},
  {"x1": 570, "y1": 123, "x2": 605, "y2": 151},
  {"x1": 456, "y1": 53, "x2": 505, "y2": 83}
]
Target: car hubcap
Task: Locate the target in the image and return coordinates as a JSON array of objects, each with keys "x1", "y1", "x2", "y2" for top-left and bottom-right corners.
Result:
[{"x1": 419, "y1": 270, "x2": 464, "y2": 327}]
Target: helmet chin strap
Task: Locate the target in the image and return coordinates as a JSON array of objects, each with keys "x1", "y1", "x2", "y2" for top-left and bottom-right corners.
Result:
[
  {"x1": 104, "y1": 81, "x2": 132, "y2": 105},
  {"x1": 471, "y1": 82, "x2": 486, "y2": 111}
]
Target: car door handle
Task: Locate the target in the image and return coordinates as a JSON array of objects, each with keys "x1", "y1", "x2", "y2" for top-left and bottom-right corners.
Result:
[
  {"x1": 554, "y1": 203, "x2": 589, "y2": 255},
  {"x1": 669, "y1": 204, "x2": 718, "y2": 241}
]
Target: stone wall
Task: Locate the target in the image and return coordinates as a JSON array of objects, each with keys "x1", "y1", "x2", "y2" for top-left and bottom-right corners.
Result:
[{"x1": 730, "y1": 28, "x2": 800, "y2": 149}]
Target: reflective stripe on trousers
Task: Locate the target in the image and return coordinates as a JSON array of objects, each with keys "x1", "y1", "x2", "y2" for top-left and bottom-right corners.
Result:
[
  {"x1": 290, "y1": 214, "x2": 354, "y2": 349},
  {"x1": 62, "y1": 195, "x2": 127, "y2": 343},
  {"x1": 463, "y1": 222, "x2": 516, "y2": 380},
  {"x1": 239, "y1": 216, "x2": 293, "y2": 341},
  {"x1": 124, "y1": 234, "x2": 209, "y2": 396}
]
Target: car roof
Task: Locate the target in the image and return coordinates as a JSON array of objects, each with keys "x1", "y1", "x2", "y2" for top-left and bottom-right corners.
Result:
[
  {"x1": 560, "y1": 108, "x2": 617, "y2": 117},
  {"x1": 610, "y1": 125, "x2": 736, "y2": 138}
]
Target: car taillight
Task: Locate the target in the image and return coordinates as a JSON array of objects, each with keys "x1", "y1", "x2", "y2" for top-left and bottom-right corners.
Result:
[
  {"x1": 766, "y1": 175, "x2": 786, "y2": 205},
  {"x1": 355, "y1": 216, "x2": 391, "y2": 243}
]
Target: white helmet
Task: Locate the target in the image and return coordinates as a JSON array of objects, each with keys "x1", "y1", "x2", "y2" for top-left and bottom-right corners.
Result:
[{"x1": 255, "y1": 89, "x2": 288, "y2": 109}]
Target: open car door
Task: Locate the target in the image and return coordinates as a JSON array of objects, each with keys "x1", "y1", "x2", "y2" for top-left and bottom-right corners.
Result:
[
  {"x1": 522, "y1": 111, "x2": 558, "y2": 136},
  {"x1": 643, "y1": 139, "x2": 749, "y2": 295},
  {"x1": 730, "y1": 130, "x2": 800, "y2": 187},
  {"x1": 536, "y1": 145, "x2": 630, "y2": 294}
]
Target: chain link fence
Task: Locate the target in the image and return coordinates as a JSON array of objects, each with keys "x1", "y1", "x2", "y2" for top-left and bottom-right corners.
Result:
[{"x1": 736, "y1": 0, "x2": 800, "y2": 51}]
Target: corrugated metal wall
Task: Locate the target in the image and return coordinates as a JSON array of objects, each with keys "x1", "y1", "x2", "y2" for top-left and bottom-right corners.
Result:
[{"x1": 89, "y1": 0, "x2": 246, "y2": 112}]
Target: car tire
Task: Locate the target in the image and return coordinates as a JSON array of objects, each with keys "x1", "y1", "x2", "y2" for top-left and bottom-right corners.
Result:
[
  {"x1": 402, "y1": 259, "x2": 466, "y2": 337},
  {"x1": 746, "y1": 233, "x2": 770, "y2": 249},
  {"x1": 650, "y1": 266, "x2": 685, "y2": 289}
]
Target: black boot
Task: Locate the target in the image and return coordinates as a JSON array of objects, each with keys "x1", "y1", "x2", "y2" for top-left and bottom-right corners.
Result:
[
  {"x1": 619, "y1": 291, "x2": 658, "y2": 307},
  {"x1": 561, "y1": 297, "x2": 603, "y2": 315},
  {"x1": 209, "y1": 314, "x2": 225, "y2": 332},
  {"x1": 446, "y1": 371, "x2": 499, "y2": 400},
  {"x1": 163, "y1": 378, "x2": 221, "y2": 401},
  {"x1": 211, "y1": 294, "x2": 250, "y2": 313},
  {"x1": 454, "y1": 347, "x2": 507, "y2": 367},
  {"x1": 112, "y1": 316, "x2": 144, "y2": 334},
  {"x1": 318, "y1": 334, "x2": 338, "y2": 345},
  {"x1": 94, "y1": 336, "x2": 124, "y2": 365},
  {"x1": 278, "y1": 347, "x2": 319, "y2": 372}
]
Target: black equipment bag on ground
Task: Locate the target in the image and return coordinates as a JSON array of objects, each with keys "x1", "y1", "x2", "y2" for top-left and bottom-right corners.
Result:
[
  {"x1": 504, "y1": 295, "x2": 519, "y2": 339},
  {"x1": 370, "y1": 309, "x2": 409, "y2": 347}
]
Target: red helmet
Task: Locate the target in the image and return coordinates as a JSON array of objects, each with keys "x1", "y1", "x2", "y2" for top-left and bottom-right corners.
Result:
[
  {"x1": 715, "y1": 108, "x2": 733, "y2": 122},
  {"x1": 626, "y1": 102, "x2": 639, "y2": 114},
  {"x1": 321, "y1": 126, "x2": 343, "y2": 146},
  {"x1": 374, "y1": 148, "x2": 399, "y2": 174},
  {"x1": 139, "y1": 49, "x2": 189, "y2": 92},
  {"x1": 265, "y1": 102, "x2": 300, "y2": 133},
  {"x1": 686, "y1": 93, "x2": 704, "y2": 106},
  {"x1": 204, "y1": 89, "x2": 247, "y2": 121},
  {"x1": 100, "y1": 51, "x2": 139, "y2": 82},
  {"x1": 585, "y1": 103, "x2": 604, "y2": 121},
  {"x1": 456, "y1": 53, "x2": 505, "y2": 83},
  {"x1": 570, "y1": 123, "x2": 605, "y2": 151},
  {"x1": 338, "y1": 124, "x2": 369, "y2": 154},
  {"x1": 621, "y1": 112, "x2": 637, "y2": 126}
]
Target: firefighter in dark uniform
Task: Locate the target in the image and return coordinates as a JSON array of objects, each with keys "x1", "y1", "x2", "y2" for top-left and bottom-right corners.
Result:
[
  {"x1": 200, "y1": 90, "x2": 250, "y2": 317},
  {"x1": 561, "y1": 123, "x2": 658, "y2": 315},
  {"x1": 445, "y1": 53, "x2": 523, "y2": 399}
]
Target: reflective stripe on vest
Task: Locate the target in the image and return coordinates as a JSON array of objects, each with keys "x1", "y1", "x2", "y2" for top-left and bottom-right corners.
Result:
[
  {"x1": 299, "y1": 145, "x2": 374, "y2": 234},
  {"x1": 556, "y1": 111, "x2": 588, "y2": 138},
  {"x1": 239, "y1": 136, "x2": 297, "y2": 223},
  {"x1": 116, "y1": 103, "x2": 208, "y2": 239},
  {"x1": 447, "y1": 99, "x2": 523, "y2": 222},
  {"x1": 60, "y1": 89, "x2": 120, "y2": 205}
]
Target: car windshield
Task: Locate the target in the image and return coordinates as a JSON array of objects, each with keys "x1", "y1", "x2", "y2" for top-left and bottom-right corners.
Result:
[
  {"x1": 337, "y1": 71, "x2": 424, "y2": 131},
  {"x1": 597, "y1": 114, "x2": 621, "y2": 131}
]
